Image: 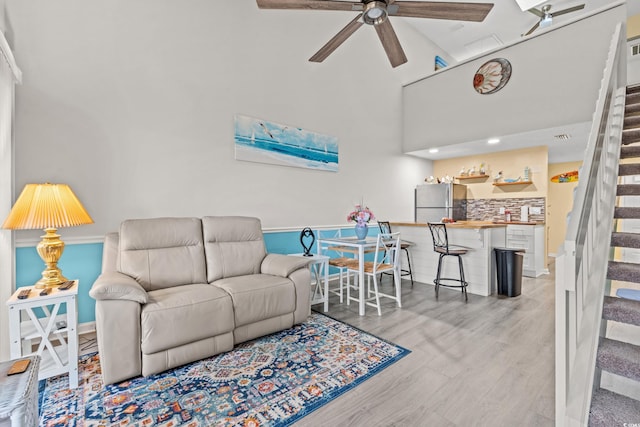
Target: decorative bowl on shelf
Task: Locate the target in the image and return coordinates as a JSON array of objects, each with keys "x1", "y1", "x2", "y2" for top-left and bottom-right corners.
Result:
[{"x1": 503, "y1": 177, "x2": 521, "y2": 183}]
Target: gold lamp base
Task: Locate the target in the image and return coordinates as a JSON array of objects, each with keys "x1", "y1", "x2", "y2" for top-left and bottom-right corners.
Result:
[{"x1": 35, "y1": 228, "x2": 68, "y2": 289}]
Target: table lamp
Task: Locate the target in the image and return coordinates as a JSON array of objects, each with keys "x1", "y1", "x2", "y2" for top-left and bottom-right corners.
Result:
[{"x1": 2, "y1": 183, "x2": 93, "y2": 288}]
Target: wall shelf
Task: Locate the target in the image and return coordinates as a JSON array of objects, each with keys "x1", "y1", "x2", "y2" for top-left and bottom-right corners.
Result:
[
  {"x1": 455, "y1": 174, "x2": 489, "y2": 180},
  {"x1": 493, "y1": 181, "x2": 533, "y2": 187}
]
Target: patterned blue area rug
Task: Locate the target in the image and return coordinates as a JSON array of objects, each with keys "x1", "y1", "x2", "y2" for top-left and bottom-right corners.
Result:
[{"x1": 39, "y1": 313, "x2": 409, "y2": 426}]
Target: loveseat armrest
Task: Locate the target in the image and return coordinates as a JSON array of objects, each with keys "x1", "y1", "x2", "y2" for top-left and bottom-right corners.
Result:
[
  {"x1": 90, "y1": 271, "x2": 148, "y2": 303},
  {"x1": 261, "y1": 253, "x2": 310, "y2": 278}
]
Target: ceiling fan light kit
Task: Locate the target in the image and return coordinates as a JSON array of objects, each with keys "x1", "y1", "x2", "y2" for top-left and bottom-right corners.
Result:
[
  {"x1": 523, "y1": 3, "x2": 585, "y2": 36},
  {"x1": 363, "y1": 1, "x2": 388, "y2": 25},
  {"x1": 256, "y1": 0, "x2": 494, "y2": 68}
]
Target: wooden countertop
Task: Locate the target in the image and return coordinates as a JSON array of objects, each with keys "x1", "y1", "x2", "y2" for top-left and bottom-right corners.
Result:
[
  {"x1": 491, "y1": 220, "x2": 543, "y2": 226},
  {"x1": 391, "y1": 221, "x2": 506, "y2": 229},
  {"x1": 391, "y1": 220, "x2": 544, "y2": 229}
]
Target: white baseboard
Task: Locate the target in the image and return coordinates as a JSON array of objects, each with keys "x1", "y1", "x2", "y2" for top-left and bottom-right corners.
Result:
[{"x1": 79, "y1": 321, "x2": 96, "y2": 336}]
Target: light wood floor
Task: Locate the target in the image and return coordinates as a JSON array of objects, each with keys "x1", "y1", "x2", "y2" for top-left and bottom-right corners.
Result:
[
  {"x1": 297, "y1": 263, "x2": 556, "y2": 426},
  {"x1": 79, "y1": 264, "x2": 555, "y2": 426}
]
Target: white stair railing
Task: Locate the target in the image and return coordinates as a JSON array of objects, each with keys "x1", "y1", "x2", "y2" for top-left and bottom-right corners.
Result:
[{"x1": 555, "y1": 23, "x2": 626, "y2": 426}]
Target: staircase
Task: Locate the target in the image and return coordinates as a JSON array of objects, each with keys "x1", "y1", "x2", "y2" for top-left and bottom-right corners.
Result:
[{"x1": 588, "y1": 85, "x2": 640, "y2": 426}]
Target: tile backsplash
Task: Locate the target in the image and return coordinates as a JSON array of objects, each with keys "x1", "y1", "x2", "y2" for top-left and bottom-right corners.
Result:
[{"x1": 466, "y1": 197, "x2": 545, "y2": 223}]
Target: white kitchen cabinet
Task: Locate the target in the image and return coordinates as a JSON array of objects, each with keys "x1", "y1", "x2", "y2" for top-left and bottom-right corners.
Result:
[{"x1": 506, "y1": 224, "x2": 546, "y2": 277}]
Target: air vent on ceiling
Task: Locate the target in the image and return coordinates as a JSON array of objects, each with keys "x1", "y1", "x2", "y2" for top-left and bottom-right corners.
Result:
[
  {"x1": 554, "y1": 134, "x2": 571, "y2": 141},
  {"x1": 464, "y1": 34, "x2": 503, "y2": 58}
]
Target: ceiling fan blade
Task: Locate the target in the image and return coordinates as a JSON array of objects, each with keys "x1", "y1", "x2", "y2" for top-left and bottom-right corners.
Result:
[
  {"x1": 309, "y1": 14, "x2": 364, "y2": 63},
  {"x1": 552, "y1": 4, "x2": 585, "y2": 17},
  {"x1": 390, "y1": 1, "x2": 493, "y2": 22},
  {"x1": 527, "y1": 7, "x2": 544, "y2": 18},
  {"x1": 374, "y1": 20, "x2": 407, "y2": 68},
  {"x1": 256, "y1": 0, "x2": 361, "y2": 11},
  {"x1": 523, "y1": 21, "x2": 540, "y2": 36}
]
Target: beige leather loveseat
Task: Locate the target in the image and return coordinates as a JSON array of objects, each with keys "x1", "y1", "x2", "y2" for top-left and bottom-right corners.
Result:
[{"x1": 89, "y1": 216, "x2": 311, "y2": 384}]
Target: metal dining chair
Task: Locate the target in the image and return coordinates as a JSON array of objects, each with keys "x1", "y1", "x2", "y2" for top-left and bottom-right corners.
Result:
[
  {"x1": 427, "y1": 222, "x2": 468, "y2": 301},
  {"x1": 378, "y1": 221, "x2": 414, "y2": 287}
]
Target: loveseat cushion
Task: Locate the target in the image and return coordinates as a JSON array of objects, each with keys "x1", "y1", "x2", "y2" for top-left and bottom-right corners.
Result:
[
  {"x1": 212, "y1": 274, "x2": 295, "y2": 327},
  {"x1": 118, "y1": 217, "x2": 207, "y2": 291},
  {"x1": 202, "y1": 216, "x2": 267, "y2": 283},
  {"x1": 141, "y1": 283, "x2": 233, "y2": 354}
]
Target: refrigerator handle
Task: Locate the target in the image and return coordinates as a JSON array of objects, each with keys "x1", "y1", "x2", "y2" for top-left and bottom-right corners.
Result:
[{"x1": 445, "y1": 185, "x2": 450, "y2": 210}]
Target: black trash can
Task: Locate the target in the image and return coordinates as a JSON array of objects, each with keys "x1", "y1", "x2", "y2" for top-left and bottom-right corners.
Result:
[{"x1": 493, "y1": 247, "x2": 524, "y2": 297}]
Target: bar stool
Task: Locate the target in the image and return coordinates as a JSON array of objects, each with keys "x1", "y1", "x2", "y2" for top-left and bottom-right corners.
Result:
[
  {"x1": 378, "y1": 221, "x2": 414, "y2": 286},
  {"x1": 427, "y1": 222, "x2": 468, "y2": 301}
]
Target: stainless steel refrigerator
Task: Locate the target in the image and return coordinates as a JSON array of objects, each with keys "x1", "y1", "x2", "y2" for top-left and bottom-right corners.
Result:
[{"x1": 415, "y1": 183, "x2": 467, "y2": 223}]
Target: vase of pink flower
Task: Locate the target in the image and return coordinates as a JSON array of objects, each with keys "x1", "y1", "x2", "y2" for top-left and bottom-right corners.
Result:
[{"x1": 347, "y1": 204, "x2": 375, "y2": 240}]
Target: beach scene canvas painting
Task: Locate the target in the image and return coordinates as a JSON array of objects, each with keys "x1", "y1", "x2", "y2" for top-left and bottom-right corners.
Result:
[{"x1": 234, "y1": 115, "x2": 339, "y2": 172}]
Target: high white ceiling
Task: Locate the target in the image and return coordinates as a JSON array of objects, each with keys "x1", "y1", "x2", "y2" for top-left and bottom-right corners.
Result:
[
  {"x1": 404, "y1": 0, "x2": 636, "y2": 62},
  {"x1": 398, "y1": 0, "x2": 638, "y2": 163}
]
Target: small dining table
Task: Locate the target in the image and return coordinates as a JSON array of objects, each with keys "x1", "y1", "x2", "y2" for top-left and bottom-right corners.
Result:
[{"x1": 317, "y1": 236, "x2": 380, "y2": 316}]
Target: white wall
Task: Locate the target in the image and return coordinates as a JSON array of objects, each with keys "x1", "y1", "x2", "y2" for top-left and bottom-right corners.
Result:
[
  {"x1": 4, "y1": 0, "x2": 436, "y2": 237},
  {"x1": 402, "y1": 5, "x2": 626, "y2": 152}
]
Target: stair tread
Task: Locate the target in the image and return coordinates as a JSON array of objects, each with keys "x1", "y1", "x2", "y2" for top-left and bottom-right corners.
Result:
[
  {"x1": 620, "y1": 146, "x2": 640, "y2": 159},
  {"x1": 619, "y1": 164, "x2": 640, "y2": 175},
  {"x1": 608, "y1": 261, "x2": 640, "y2": 283},
  {"x1": 589, "y1": 388, "x2": 640, "y2": 427},
  {"x1": 617, "y1": 184, "x2": 640, "y2": 195},
  {"x1": 627, "y1": 85, "x2": 640, "y2": 95},
  {"x1": 625, "y1": 104, "x2": 640, "y2": 116},
  {"x1": 614, "y1": 207, "x2": 640, "y2": 219},
  {"x1": 603, "y1": 295, "x2": 640, "y2": 326},
  {"x1": 611, "y1": 232, "x2": 640, "y2": 248},
  {"x1": 626, "y1": 92, "x2": 640, "y2": 104},
  {"x1": 597, "y1": 337, "x2": 640, "y2": 382},
  {"x1": 622, "y1": 132, "x2": 640, "y2": 145},
  {"x1": 624, "y1": 116, "x2": 640, "y2": 130}
]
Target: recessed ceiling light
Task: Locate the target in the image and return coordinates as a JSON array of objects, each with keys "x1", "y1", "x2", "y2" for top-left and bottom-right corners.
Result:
[
  {"x1": 429, "y1": 148, "x2": 439, "y2": 153},
  {"x1": 487, "y1": 138, "x2": 500, "y2": 144},
  {"x1": 554, "y1": 134, "x2": 571, "y2": 140}
]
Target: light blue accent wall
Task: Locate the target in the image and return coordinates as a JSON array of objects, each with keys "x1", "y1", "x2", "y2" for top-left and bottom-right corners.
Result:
[
  {"x1": 16, "y1": 243, "x2": 103, "y2": 323},
  {"x1": 15, "y1": 226, "x2": 379, "y2": 324}
]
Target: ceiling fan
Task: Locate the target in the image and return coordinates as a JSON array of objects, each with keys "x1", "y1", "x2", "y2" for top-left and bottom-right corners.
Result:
[
  {"x1": 522, "y1": 3, "x2": 585, "y2": 36},
  {"x1": 256, "y1": 0, "x2": 494, "y2": 68}
]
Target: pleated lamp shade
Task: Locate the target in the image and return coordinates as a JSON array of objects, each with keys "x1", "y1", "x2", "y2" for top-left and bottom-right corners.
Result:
[{"x1": 2, "y1": 183, "x2": 93, "y2": 230}]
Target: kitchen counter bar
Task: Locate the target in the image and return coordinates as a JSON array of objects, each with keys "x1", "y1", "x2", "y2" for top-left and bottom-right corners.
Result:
[
  {"x1": 391, "y1": 220, "x2": 542, "y2": 228},
  {"x1": 391, "y1": 220, "x2": 504, "y2": 229},
  {"x1": 391, "y1": 221, "x2": 507, "y2": 296}
]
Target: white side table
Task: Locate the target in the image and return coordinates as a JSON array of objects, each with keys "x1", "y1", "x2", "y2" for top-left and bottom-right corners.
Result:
[
  {"x1": 288, "y1": 254, "x2": 329, "y2": 312},
  {"x1": 6, "y1": 281, "x2": 79, "y2": 388}
]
